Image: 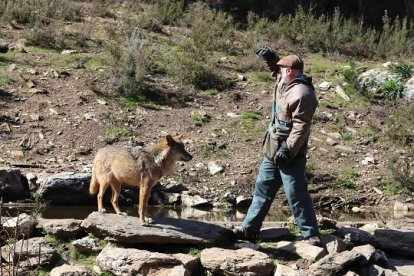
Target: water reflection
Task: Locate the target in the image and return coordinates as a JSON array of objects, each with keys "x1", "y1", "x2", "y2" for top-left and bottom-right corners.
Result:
[{"x1": 2, "y1": 205, "x2": 412, "y2": 223}]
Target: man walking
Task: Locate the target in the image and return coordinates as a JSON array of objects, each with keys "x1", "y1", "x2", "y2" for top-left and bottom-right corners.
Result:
[{"x1": 233, "y1": 47, "x2": 320, "y2": 245}]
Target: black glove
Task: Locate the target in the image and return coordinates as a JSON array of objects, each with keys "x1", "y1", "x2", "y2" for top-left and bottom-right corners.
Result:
[
  {"x1": 276, "y1": 140, "x2": 290, "y2": 163},
  {"x1": 254, "y1": 46, "x2": 277, "y2": 62}
]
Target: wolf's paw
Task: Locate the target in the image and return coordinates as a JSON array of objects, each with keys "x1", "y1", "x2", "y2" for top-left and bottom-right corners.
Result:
[
  {"x1": 118, "y1": 212, "x2": 127, "y2": 216},
  {"x1": 145, "y1": 217, "x2": 153, "y2": 224},
  {"x1": 140, "y1": 220, "x2": 149, "y2": 227},
  {"x1": 99, "y1": 208, "x2": 107, "y2": 214}
]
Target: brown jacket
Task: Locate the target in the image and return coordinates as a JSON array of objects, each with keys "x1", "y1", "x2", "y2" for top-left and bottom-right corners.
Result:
[{"x1": 267, "y1": 61, "x2": 318, "y2": 157}]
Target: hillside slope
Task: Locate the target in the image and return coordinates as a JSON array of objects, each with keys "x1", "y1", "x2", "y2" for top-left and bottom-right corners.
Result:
[{"x1": 0, "y1": 1, "x2": 412, "y2": 211}]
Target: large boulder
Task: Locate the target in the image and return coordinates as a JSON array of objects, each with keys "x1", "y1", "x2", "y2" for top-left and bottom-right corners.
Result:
[
  {"x1": 200, "y1": 247, "x2": 274, "y2": 276},
  {"x1": 309, "y1": 251, "x2": 365, "y2": 276},
  {"x1": 36, "y1": 172, "x2": 92, "y2": 205},
  {"x1": 50, "y1": 264, "x2": 90, "y2": 276},
  {"x1": 370, "y1": 228, "x2": 414, "y2": 257},
  {"x1": 403, "y1": 76, "x2": 414, "y2": 102},
  {"x1": 2, "y1": 213, "x2": 36, "y2": 237},
  {"x1": 81, "y1": 212, "x2": 230, "y2": 245},
  {"x1": 37, "y1": 218, "x2": 84, "y2": 239},
  {"x1": 0, "y1": 169, "x2": 30, "y2": 201},
  {"x1": 357, "y1": 69, "x2": 402, "y2": 98},
  {"x1": 96, "y1": 245, "x2": 194, "y2": 275}
]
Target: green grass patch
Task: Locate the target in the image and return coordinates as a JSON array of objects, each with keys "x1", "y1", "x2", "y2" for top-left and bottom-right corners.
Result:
[
  {"x1": 188, "y1": 247, "x2": 202, "y2": 257},
  {"x1": 87, "y1": 52, "x2": 111, "y2": 70},
  {"x1": 320, "y1": 229, "x2": 335, "y2": 235},
  {"x1": 306, "y1": 54, "x2": 348, "y2": 75},
  {"x1": 120, "y1": 93, "x2": 165, "y2": 109},
  {"x1": 246, "y1": 70, "x2": 274, "y2": 84},
  {"x1": 101, "y1": 125, "x2": 135, "y2": 144},
  {"x1": 318, "y1": 99, "x2": 337, "y2": 109},
  {"x1": 333, "y1": 167, "x2": 359, "y2": 190},
  {"x1": 342, "y1": 133, "x2": 353, "y2": 142},
  {"x1": 377, "y1": 180, "x2": 402, "y2": 196},
  {"x1": 362, "y1": 127, "x2": 376, "y2": 138},
  {"x1": 287, "y1": 224, "x2": 301, "y2": 237},
  {"x1": 241, "y1": 111, "x2": 262, "y2": 122},
  {"x1": 0, "y1": 73, "x2": 13, "y2": 85},
  {"x1": 202, "y1": 88, "x2": 219, "y2": 96},
  {"x1": 192, "y1": 113, "x2": 211, "y2": 127}
]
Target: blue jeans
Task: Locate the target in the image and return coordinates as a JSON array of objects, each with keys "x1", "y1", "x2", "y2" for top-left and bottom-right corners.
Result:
[{"x1": 242, "y1": 155, "x2": 318, "y2": 238}]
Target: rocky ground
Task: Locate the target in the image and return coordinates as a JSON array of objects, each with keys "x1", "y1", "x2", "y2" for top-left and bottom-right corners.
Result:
[
  {"x1": 1, "y1": 212, "x2": 414, "y2": 275},
  {"x1": 0, "y1": 2, "x2": 413, "y2": 216}
]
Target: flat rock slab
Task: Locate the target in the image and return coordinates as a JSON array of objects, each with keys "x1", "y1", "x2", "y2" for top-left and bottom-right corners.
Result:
[{"x1": 81, "y1": 212, "x2": 229, "y2": 245}]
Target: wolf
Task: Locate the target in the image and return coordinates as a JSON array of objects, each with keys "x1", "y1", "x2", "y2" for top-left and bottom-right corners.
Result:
[{"x1": 89, "y1": 135, "x2": 192, "y2": 226}]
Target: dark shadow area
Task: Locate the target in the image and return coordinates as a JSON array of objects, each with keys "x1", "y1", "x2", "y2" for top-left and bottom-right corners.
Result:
[{"x1": 0, "y1": 89, "x2": 15, "y2": 103}]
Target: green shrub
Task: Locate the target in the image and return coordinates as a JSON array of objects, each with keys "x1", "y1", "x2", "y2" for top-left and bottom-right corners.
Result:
[
  {"x1": 91, "y1": 0, "x2": 117, "y2": 18},
  {"x1": 183, "y1": 2, "x2": 234, "y2": 53},
  {"x1": 388, "y1": 152, "x2": 414, "y2": 192},
  {"x1": 246, "y1": 11, "x2": 273, "y2": 50},
  {"x1": 245, "y1": 6, "x2": 413, "y2": 59},
  {"x1": 380, "y1": 80, "x2": 405, "y2": 100},
  {"x1": 376, "y1": 12, "x2": 411, "y2": 59},
  {"x1": 385, "y1": 104, "x2": 414, "y2": 146},
  {"x1": 154, "y1": 0, "x2": 184, "y2": 25},
  {"x1": 0, "y1": 0, "x2": 82, "y2": 25},
  {"x1": 165, "y1": 42, "x2": 230, "y2": 90},
  {"x1": 390, "y1": 62, "x2": 414, "y2": 79},
  {"x1": 343, "y1": 62, "x2": 360, "y2": 92},
  {"x1": 109, "y1": 29, "x2": 155, "y2": 96}
]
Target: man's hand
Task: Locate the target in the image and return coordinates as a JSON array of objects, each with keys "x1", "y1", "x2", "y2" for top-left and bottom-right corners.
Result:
[
  {"x1": 276, "y1": 140, "x2": 290, "y2": 163},
  {"x1": 255, "y1": 46, "x2": 278, "y2": 63}
]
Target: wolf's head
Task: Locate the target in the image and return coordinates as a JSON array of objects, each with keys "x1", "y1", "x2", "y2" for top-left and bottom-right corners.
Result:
[{"x1": 165, "y1": 135, "x2": 193, "y2": 162}]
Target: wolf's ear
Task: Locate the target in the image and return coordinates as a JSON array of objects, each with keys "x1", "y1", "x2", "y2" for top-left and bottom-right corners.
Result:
[
  {"x1": 166, "y1": 135, "x2": 174, "y2": 145},
  {"x1": 174, "y1": 134, "x2": 183, "y2": 141}
]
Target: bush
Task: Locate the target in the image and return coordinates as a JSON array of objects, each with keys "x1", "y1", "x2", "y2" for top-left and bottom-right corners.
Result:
[
  {"x1": 109, "y1": 29, "x2": 155, "y2": 96},
  {"x1": 154, "y1": 0, "x2": 184, "y2": 25},
  {"x1": 25, "y1": 21, "x2": 92, "y2": 50},
  {"x1": 0, "y1": 0, "x2": 82, "y2": 25},
  {"x1": 245, "y1": 11, "x2": 273, "y2": 50},
  {"x1": 376, "y1": 11, "x2": 411, "y2": 59},
  {"x1": 25, "y1": 22, "x2": 68, "y2": 50},
  {"x1": 390, "y1": 62, "x2": 414, "y2": 79},
  {"x1": 123, "y1": 0, "x2": 184, "y2": 33},
  {"x1": 385, "y1": 104, "x2": 414, "y2": 146},
  {"x1": 183, "y1": 2, "x2": 234, "y2": 53},
  {"x1": 244, "y1": 6, "x2": 413, "y2": 60},
  {"x1": 380, "y1": 80, "x2": 405, "y2": 100},
  {"x1": 388, "y1": 152, "x2": 414, "y2": 192},
  {"x1": 165, "y1": 42, "x2": 230, "y2": 90}
]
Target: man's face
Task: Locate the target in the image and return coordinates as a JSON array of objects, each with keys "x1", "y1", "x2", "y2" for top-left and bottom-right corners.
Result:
[{"x1": 280, "y1": 66, "x2": 290, "y2": 84}]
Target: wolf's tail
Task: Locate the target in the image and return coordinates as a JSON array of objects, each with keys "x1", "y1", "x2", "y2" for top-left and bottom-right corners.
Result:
[{"x1": 89, "y1": 165, "x2": 99, "y2": 195}]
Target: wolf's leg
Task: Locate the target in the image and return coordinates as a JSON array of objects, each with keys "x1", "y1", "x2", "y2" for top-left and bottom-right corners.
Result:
[
  {"x1": 139, "y1": 178, "x2": 151, "y2": 226},
  {"x1": 110, "y1": 182, "x2": 126, "y2": 216},
  {"x1": 97, "y1": 182, "x2": 109, "y2": 213}
]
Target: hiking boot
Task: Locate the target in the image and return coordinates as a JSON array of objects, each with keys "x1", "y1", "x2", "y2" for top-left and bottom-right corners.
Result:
[
  {"x1": 302, "y1": 235, "x2": 321, "y2": 246},
  {"x1": 232, "y1": 227, "x2": 257, "y2": 242}
]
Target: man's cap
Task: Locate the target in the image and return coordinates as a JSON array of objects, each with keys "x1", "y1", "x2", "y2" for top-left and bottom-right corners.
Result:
[{"x1": 276, "y1": 55, "x2": 304, "y2": 70}]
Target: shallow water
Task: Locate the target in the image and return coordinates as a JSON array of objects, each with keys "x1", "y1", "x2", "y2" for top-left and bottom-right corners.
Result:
[{"x1": 2, "y1": 205, "x2": 413, "y2": 224}]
